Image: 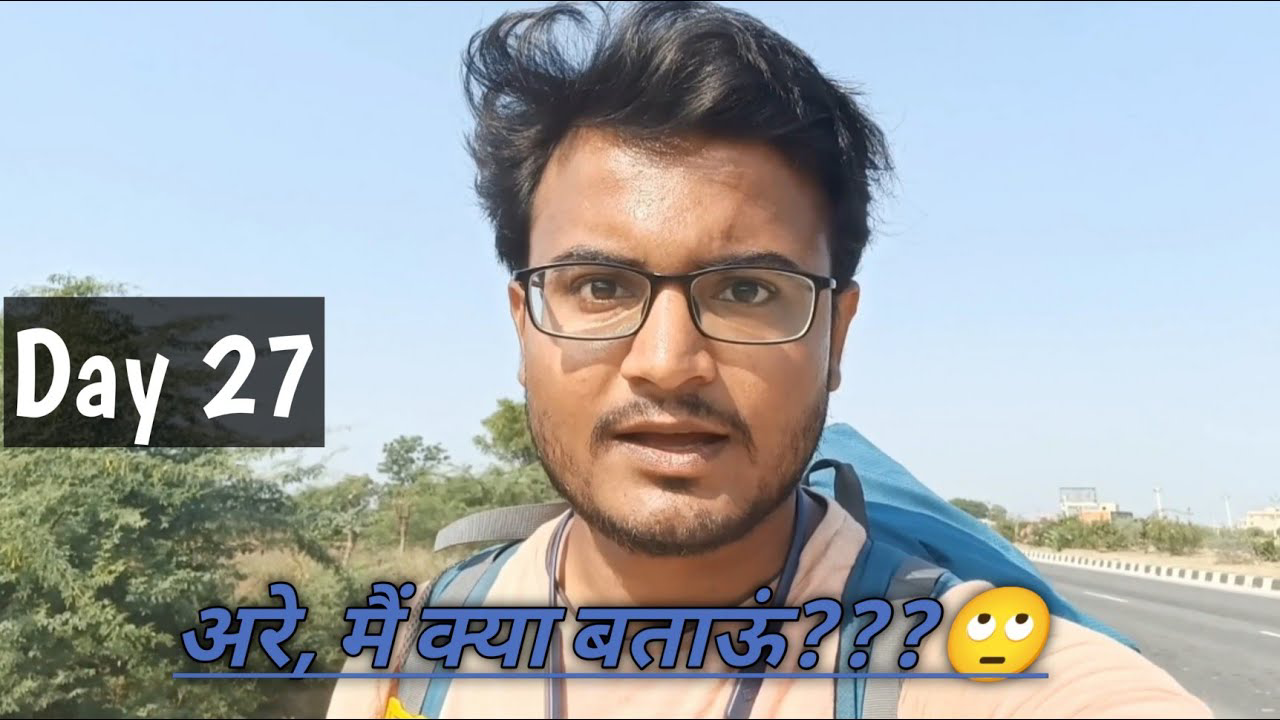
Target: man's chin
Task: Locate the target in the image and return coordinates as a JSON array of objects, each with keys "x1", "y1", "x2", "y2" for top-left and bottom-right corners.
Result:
[
  {"x1": 627, "y1": 471, "x2": 739, "y2": 502},
  {"x1": 568, "y1": 487, "x2": 788, "y2": 558},
  {"x1": 615, "y1": 484, "x2": 743, "y2": 517},
  {"x1": 586, "y1": 507, "x2": 749, "y2": 558}
]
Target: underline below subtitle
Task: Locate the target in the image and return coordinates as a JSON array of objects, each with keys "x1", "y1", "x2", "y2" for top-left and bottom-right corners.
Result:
[{"x1": 171, "y1": 671, "x2": 1049, "y2": 680}]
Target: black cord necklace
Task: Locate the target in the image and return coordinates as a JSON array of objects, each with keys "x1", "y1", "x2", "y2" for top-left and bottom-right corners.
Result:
[{"x1": 540, "y1": 488, "x2": 824, "y2": 719}]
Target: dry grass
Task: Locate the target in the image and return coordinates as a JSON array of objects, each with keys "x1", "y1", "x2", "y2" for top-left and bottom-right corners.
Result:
[{"x1": 232, "y1": 545, "x2": 449, "y2": 601}]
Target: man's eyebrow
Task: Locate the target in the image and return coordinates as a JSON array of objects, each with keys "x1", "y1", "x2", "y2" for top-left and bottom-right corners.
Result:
[
  {"x1": 544, "y1": 246, "x2": 809, "y2": 274},
  {"x1": 697, "y1": 251, "x2": 806, "y2": 273},
  {"x1": 547, "y1": 246, "x2": 646, "y2": 267}
]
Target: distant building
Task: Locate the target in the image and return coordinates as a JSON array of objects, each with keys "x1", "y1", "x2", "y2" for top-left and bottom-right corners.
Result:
[
  {"x1": 1078, "y1": 508, "x2": 1135, "y2": 525},
  {"x1": 1245, "y1": 507, "x2": 1280, "y2": 534},
  {"x1": 1059, "y1": 486, "x2": 1099, "y2": 517},
  {"x1": 1059, "y1": 487, "x2": 1133, "y2": 524}
]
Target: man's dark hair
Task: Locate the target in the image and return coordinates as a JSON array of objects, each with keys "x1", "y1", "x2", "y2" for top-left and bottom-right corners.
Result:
[{"x1": 462, "y1": 0, "x2": 893, "y2": 286}]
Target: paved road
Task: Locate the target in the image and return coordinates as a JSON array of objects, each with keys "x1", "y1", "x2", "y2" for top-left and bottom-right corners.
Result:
[{"x1": 1035, "y1": 561, "x2": 1280, "y2": 719}]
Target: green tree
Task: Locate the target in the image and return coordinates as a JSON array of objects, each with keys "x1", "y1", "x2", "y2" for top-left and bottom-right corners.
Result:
[
  {"x1": 376, "y1": 435, "x2": 449, "y2": 554},
  {"x1": 295, "y1": 473, "x2": 377, "y2": 566},
  {"x1": 0, "y1": 275, "x2": 321, "y2": 718},
  {"x1": 994, "y1": 517, "x2": 1020, "y2": 543},
  {"x1": 389, "y1": 397, "x2": 562, "y2": 548},
  {"x1": 473, "y1": 397, "x2": 540, "y2": 467},
  {"x1": 473, "y1": 398, "x2": 558, "y2": 503},
  {"x1": 15, "y1": 272, "x2": 132, "y2": 298},
  {"x1": 949, "y1": 498, "x2": 990, "y2": 520}
]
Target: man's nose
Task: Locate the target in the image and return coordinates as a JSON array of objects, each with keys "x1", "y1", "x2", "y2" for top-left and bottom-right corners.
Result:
[{"x1": 618, "y1": 284, "x2": 717, "y2": 393}]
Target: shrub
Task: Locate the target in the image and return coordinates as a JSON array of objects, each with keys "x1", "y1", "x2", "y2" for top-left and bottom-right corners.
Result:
[
  {"x1": 1210, "y1": 529, "x2": 1257, "y2": 564},
  {"x1": 1253, "y1": 537, "x2": 1279, "y2": 562},
  {"x1": 1026, "y1": 516, "x2": 1142, "y2": 552},
  {"x1": 1141, "y1": 517, "x2": 1206, "y2": 555},
  {"x1": 1083, "y1": 520, "x2": 1134, "y2": 551},
  {"x1": 994, "y1": 518, "x2": 1019, "y2": 543},
  {"x1": 0, "y1": 446, "x2": 308, "y2": 719},
  {"x1": 1031, "y1": 517, "x2": 1089, "y2": 551}
]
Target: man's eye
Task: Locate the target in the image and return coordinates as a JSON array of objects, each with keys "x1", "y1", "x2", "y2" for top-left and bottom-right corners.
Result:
[
  {"x1": 716, "y1": 280, "x2": 775, "y2": 304},
  {"x1": 574, "y1": 278, "x2": 629, "y2": 301}
]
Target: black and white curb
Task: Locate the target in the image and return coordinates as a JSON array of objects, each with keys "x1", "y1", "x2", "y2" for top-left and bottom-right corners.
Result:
[{"x1": 1022, "y1": 547, "x2": 1280, "y2": 598}]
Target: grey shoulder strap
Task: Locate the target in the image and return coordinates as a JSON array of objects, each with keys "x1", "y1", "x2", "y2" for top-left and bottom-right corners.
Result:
[
  {"x1": 432, "y1": 500, "x2": 569, "y2": 551},
  {"x1": 394, "y1": 549, "x2": 508, "y2": 714},
  {"x1": 807, "y1": 458, "x2": 869, "y2": 529},
  {"x1": 861, "y1": 556, "x2": 948, "y2": 719}
]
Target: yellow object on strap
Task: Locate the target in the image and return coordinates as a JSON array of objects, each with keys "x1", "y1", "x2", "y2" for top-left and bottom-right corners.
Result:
[{"x1": 385, "y1": 696, "x2": 425, "y2": 719}]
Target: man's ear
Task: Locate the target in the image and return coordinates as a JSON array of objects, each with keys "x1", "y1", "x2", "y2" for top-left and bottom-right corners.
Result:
[
  {"x1": 508, "y1": 280, "x2": 528, "y2": 388},
  {"x1": 826, "y1": 280, "x2": 860, "y2": 392}
]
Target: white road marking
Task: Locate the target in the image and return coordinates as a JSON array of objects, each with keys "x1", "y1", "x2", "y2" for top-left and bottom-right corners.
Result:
[
  {"x1": 1082, "y1": 590, "x2": 1130, "y2": 603},
  {"x1": 1261, "y1": 630, "x2": 1280, "y2": 640}
]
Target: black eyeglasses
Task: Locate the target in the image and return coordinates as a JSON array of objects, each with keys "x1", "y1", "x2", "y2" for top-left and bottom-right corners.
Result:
[{"x1": 513, "y1": 262, "x2": 839, "y2": 345}]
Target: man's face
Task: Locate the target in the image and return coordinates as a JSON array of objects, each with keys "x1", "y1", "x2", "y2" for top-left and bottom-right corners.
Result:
[{"x1": 509, "y1": 129, "x2": 860, "y2": 557}]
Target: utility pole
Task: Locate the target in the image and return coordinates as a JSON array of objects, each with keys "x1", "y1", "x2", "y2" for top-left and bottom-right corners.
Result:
[
  {"x1": 1224, "y1": 495, "x2": 1233, "y2": 529},
  {"x1": 1153, "y1": 486, "x2": 1164, "y2": 520}
]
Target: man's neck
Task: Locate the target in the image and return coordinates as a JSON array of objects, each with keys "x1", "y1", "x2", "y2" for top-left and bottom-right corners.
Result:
[{"x1": 559, "y1": 492, "x2": 800, "y2": 608}]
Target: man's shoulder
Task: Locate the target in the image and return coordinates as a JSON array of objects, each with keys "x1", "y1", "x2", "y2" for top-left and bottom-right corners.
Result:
[
  {"x1": 901, "y1": 609, "x2": 1212, "y2": 719},
  {"x1": 326, "y1": 652, "x2": 393, "y2": 719}
]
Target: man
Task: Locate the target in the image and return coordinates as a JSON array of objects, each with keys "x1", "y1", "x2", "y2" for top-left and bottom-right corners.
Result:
[{"x1": 329, "y1": 2, "x2": 1212, "y2": 717}]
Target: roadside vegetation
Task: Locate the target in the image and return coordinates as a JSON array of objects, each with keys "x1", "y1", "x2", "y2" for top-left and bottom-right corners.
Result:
[{"x1": 949, "y1": 497, "x2": 1278, "y2": 561}]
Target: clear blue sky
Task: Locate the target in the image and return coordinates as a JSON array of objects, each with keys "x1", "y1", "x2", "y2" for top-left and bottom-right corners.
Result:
[{"x1": 2, "y1": 1, "x2": 1277, "y2": 522}]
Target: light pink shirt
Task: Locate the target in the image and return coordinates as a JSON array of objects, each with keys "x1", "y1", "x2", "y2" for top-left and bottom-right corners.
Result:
[{"x1": 327, "y1": 502, "x2": 1212, "y2": 718}]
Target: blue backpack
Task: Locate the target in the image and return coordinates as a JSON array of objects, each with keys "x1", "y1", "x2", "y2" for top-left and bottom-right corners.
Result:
[
  {"x1": 809, "y1": 423, "x2": 1133, "y2": 649},
  {"x1": 387, "y1": 422, "x2": 1135, "y2": 718}
]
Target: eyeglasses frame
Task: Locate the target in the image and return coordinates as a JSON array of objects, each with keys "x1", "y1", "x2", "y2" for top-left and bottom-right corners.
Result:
[{"x1": 512, "y1": 261, "x2": 841, "y2": 346}]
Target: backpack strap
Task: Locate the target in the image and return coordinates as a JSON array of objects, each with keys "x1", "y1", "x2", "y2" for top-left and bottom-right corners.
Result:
[
  {"x1": 807, "y1": 458, "x2": 869, "y2": 529},
  {"x1": 820, "y1": 456, "x2": 960, "y2": 719},
  {"x1": 861, "y1": 555, "x2": 956, "y2": 719},
  {"x1": 433, "y1": 501, "x2": 569, "y2": 552},
  {"x1": 834, "y1": 539, "x2": 959, "y2": 719},
  {"x1": 393, "y1": 541, "x2": 522, "y2": 717}
]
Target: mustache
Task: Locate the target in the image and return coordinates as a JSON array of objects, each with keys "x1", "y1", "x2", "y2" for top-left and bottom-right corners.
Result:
[{"x1": 590, "y1": 395, "x2": 756, "y2": 455}]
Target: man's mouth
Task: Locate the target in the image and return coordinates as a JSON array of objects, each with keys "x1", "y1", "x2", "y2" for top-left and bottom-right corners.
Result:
[
  {"x1": 609, "y1": 424, "x2": 731, "y2": 475},
  {"x1": 615, "y1": 431, "x2": 729, "y2": 452},
  {"x1": 979, "y1": 656, "x2": 1006, "y2": 664}
]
